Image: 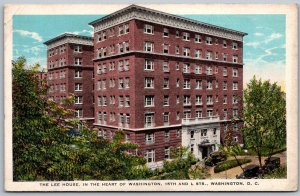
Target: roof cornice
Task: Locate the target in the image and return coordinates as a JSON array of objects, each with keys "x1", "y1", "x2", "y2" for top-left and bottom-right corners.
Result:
[
  {"x1": 44, "y1": 33, "x2": 93, "y2": 49},
  {"x1": 89, "y1": 4, "x2": 247, "y2": 41}
]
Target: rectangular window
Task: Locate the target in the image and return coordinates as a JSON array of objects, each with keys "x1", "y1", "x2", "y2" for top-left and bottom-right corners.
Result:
[
  {"x1": 118, "y1": 26, "x2": 124, "y2": 35},
  {"x1": 97, "y1": 96, "x2": 102, "y2": 106},
  {"x1": 145, "y1": 113, "x2": 155, "y2": 128},
  {"x1": 145, "y1": 77, "x2": 154, "y2": 88},
  {"x1": 74, "y1": 96, "x2": 82, "y2": 104},
  {"x1": 74, "y1": 83, "x2": 82, "y2": 91},
  {"x1": 206, "y1": 109, "x2": 213, "y2": 117},
  {"x1": 223, "y1": 81, "x2": 228, "y2": 90},
  {"x1": 222, "y1": 53, "x2": 228, "y2": 61},
  {"x1": 144, "y1": 24, "x2": 154, "y2": 34},
  {"x1": 144, "y1": 59, "x2": 154, "y2": 70},
  {"x1": 102, "y1": 96, "x2": 107, "y2": 106},
  {"x1": 118, "y1": 96, "x2": 124, "y2": 107},
  {"x1": 233, "y1": 42, "x2": 238, "y2": 50},
  {"x1": 176, "y1": 95, "x2": 180, "y2": 104},
  {"x1": 196, "y1": 95, "x2": 202, "y2": 105},
  {"x1": 223, "y1": 109, "x2": 228, "y2": 119},
  {"x1": 124, "y1": 42, "x2": 129, "y2": 52},
  {"x1": 118, "y1": 60, "x2": 123, "y2": 72},
  {"x1": 183, "y1": 32, "x2": 190, "y2": 41},
  {"x1": 233, "y1": 82, "x2": 238, "y2": 90},
  {"x1": 215, "y1": 52, "x2": 219, "y2": 60},
  {"x1": 144, "y1": 149, "x2": 155, "y2": 162},
  {"x1": 223, "y1": 95, "x2": 228, "y2": 104},
  {"x1": 74, "y1": 45, "x2": 82, "y2": 52},
  {"x1": 195, "y1": 34, "x2": 201, "y2": 43},
  {"x1": 163, "y1": 96, "x2": 169, "y2": 106},
  {"x1": 183, "y1": 79, "x2": 191, "y2": 89},
  {"x1": 233, "y1": 124, "x2": 238, "y2": 131},
  {"x1": 195, "y1": 49, "x2": 201, "y2": 58},
  {"x1": 183, "y1": 95, "x2": 191, "y2": 106},
  {"x1": 233, "y1": 95, "x2": 238, "y2": 104},
  {"x1": 175, "y1": 45, "x2": 180, "y2": 54},
  {"x1": 206, "y1": 36, "x2": 212, "y2": 45},
  {"x1": 124, "y1": 24, "x2": 129, "y2": 34},
  {"x1": 183, "y1": 48, "x2": 190, "y2": 56},
  {"x1": 196, "y1": 80, "x2": 202, "y2": 89},
  {"x1": 233, "y1": 109, "x2": 238, "y2": 117},
  {"x1": 125, "y1": 96, "x2": 130, "y2": 107},
  {"x1": 176, "y1": 112, "x2": 180, "y2": 120},
  {"x1": 233, "y1": 68, "x2": 238, "y2": 77},
  {"x1": 163, "y1": 28, "x2": 169, "y2": 37},
  {"x1": 176, "y1": 30, "x2": 180, "y2": 37},
  {"x1": 75, "y1": 109, "x2": 83, "y2": 118},
  {"x1": 118, "y1": 44, "x2": 124, "y2": 53},
  {"x1": 163, "y1": 113, "x2": 169, "y2": 125},
  {"x1": 164, "y1": 147, "x2": 170, "y2": 159},
  {"x1": 206, "y1": 51, "x2": 212, "y2": 60},
  {"x1": 206, "y1": 66, "x2": 212, "y2": 75},
  {"x1": 183, "y1": 111, "x2": 191, "y2": 119},
  {"x1": 206, "y1": 81, "x2": 213, "y2": 90},
  {"x1": 223, "y1": 40, "x2": 227, "y2": 48},
  {"x1": 195, "y1": 64, "x2": 201, "y2": 74},
  {"x1": 190, "y1": 144, "x2": 194, "y2": 153},
  {"x1": 163, "y1": 78, "x2": 169, "y2": 89},
  {"x1": 74, "y1": 58, "x2": 82, "y2": 66},
  {"x1": 206, "y1": 95, "x2": 213, "y2": 105},
  {"x1": 124, "y1": 59, "x2": 129, "y2": 71},
  {"x1": 144, "y1": 42, "x2": 154, "y2": 52},
  {"x1": 201, "y1": 129, "x2": 207, "y2": 137},
  {"x1": 124, "y1": 77, "x2": 130, "y2": 88},
  {"x1": 163, "y1": 61, "x2": 169, "y2": 72},
  {"x1": 183, "y1": 63, "x2": 190, "y2": 73},
  {"x1": 163, "y1": 44, "x2": 169, "y2": 54},
  {"x1": 190, "y1": 130, "x2": 194, "y2": 139},
  {"x1": 196, "y1": 110, "x2": 202, "y2": 118},
  {"x1": 223, "y1": 67, "x2": 227, "y2": 76},
  {"x1": 233, "y1": 55, "x2": 238, "y2": 63},
  {"x1": 176, "y1": 62, "x2": 180, "y2": 70},
  {"x1": 145, "y1": 96, "x2": 154, "y2": 107}
]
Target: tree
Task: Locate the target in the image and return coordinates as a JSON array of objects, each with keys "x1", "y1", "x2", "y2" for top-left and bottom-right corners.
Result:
[
  {"x1": 12, "y1": 57, "x2": 150, "y2": 181},
  {"x1": 242, "y1": 76, "x2": 286, "y2": 169}
]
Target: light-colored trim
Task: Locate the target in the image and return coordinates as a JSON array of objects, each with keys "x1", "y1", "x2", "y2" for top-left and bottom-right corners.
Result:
[
  {"x1": 93, "y1": 123, "x2": 182, "y2": 131},
  {"x1": 47, "y1": 37, "x2": 93, "y2": 50}
]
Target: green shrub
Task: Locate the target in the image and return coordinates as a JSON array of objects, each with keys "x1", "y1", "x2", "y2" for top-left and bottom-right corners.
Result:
[
  {"x1": 264, "y1": 166, "x2": 287, "y2": 179},
  {"x1": 214, "y1": 159, "x2": 251, "y2": 173}
]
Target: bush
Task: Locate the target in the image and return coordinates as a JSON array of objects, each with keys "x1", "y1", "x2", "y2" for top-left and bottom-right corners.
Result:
[
  {"x1": 214, "y1": 159, "x2": 251, "y2": 173},
  {"x1": 264, "y1": 166, "x2": 287, "y2": 179}
]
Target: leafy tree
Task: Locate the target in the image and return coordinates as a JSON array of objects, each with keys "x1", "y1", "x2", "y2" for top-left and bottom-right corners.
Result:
[
  {"x1": 12, "y1": 57, "x2": 150, "y2": 181},
  {"x1": 242, "y1": 76, "x2": 286, "y2": 168}
]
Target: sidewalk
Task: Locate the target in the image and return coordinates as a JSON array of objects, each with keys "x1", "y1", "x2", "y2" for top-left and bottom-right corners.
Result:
[{"x1": 207, "y1": 151, "x2": 286, "y2": 179}]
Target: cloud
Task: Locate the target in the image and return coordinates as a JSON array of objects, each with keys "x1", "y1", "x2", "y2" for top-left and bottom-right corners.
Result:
[
  {"x1": 264, "y1": 32, "x2": 283, "y2": 43},
  {"x1": 245, "y1": 41, "x2": 260, "y2": 48},
  {"x1": 14, "y1": 29, "x2": 43, "y2": 42},
  {"x1": 65, "y1": 29, "x2": 93, "y2": 36},
  {"x1": 254, "y1": 32, "x2": 264, "y2": 36}
]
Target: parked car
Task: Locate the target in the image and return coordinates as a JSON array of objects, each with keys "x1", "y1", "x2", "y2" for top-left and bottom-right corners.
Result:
[
  {"x1": 263, "y1": 157, "x2": 280, "y2": 173},
  {"x1": 236, "y1": 164, "x2": 260, "y2": 179},
  {"x1": 204, "y1": 151, "x2": 227, "y2": 166}
]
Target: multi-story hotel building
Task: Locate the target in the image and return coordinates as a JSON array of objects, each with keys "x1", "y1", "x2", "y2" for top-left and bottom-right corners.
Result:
[
  {"x1": 89, "y1": 5, "x2": 247, "y2": 166},
  {"x1": 44, "y1": 33, "x2": 95, "y2": 127}
]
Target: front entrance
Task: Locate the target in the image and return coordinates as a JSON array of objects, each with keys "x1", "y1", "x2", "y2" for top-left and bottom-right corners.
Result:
[{"x1": 202, "y1": 146, "x2": 208, "y2": 159}]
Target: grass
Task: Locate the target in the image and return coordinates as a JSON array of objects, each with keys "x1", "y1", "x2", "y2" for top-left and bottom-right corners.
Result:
[
  {"x1": 264, "y1": 165, "x2": 287, "y2": 179},
  {"x1": 214, "y1": 159, "x2": 251, "y2": 173}
]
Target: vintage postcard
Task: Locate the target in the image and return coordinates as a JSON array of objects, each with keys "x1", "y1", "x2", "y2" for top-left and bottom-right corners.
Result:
[{"x1": 4, "y1": 3, "x2": 298, "y2": 191}]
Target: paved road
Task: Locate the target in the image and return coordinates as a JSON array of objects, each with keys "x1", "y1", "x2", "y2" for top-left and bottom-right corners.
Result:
[{"x1": 207, "y1": 151, "x2": 286, "y2": 179}]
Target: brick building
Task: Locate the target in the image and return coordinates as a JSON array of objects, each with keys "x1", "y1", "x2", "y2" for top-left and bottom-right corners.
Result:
[
  {"x1": 44, "y1": 33, "x2": 95, "y2": 127},
  {"x1": 89, "y1": 5, "x2": 247, "y2": 166}
]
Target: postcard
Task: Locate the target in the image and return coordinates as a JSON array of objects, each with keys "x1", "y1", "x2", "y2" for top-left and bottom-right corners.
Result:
[{"x1": 4, "y1": 3, "x2": 298, "y2": 191}]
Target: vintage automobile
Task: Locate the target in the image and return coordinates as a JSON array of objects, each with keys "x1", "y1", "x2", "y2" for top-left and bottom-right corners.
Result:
[
  {"x1": 263, "y1": 157, "x2": 280, "y2": 173},
  {"x1": 204, "y1": 151, "x2": 227, "y2": 166},
  {"x1": 236, "y1": 164, "x2": 260, "y2": 179}
]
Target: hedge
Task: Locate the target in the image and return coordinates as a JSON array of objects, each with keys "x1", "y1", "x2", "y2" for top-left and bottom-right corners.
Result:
[{"x1": 214, "y1": 159, "x2": 251, "y2": 173}]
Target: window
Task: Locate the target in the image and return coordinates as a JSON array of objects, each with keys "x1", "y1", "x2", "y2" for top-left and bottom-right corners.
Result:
[
  {"x1": 74, "y1": 58, "x2": 82, "y2": 66},
  {"x1": 190, "y1": 144, "x2": 194, "y2": 153},
  {"x1": 233, "y1": 55, "x2": 238, "y2": 63},
  {"x1": 223, "y1": 67, "x2": 227, "y2": 76},
  {"x1": 118, "y1": 25, "x2": 124, "y2": 35},
  {"x1": 144, "y1": 59, "x2": 154, "y2": 71},
  {"x1": 124, "y1": 42, "x2": 129, "y2": 52},
  {"x1": 163, "y1": 61, "x2": 169, "y2": 72},
  {"x1": 145, "y1": 77, "x2": 154, "y2": 88},
  {"x1": 144, "y1": 42, "x2": 154, "y2": 52},
  {"x1": 176, "y1": 95, "x2": 180, "y2": 104},
  {"x1": 195, "y1": 49, "x2": 201, "y2": 58},
  {"x1": 233, "y1": 96, "x2": 238, "y2": 104},
  {"x1": 163, "y1": 113, "x2": 169, "y2": 125},
  {"x1": 164, "y1": 147, "x2": 170, "y2": 159},
  {"x1": 223, "y1": 40, "x2": 227, "y2": 48},
  {"x1": 176, "y1": 62, "x2": 180, "y2": 70},
  {"x1": 233, "y1": 68, "x2": 238, "y2": 77},
  {"x1": 125, "y1": 24, "x2": 129, "y2": 34},
  {"x1": 206, "y1": 51, "x2": 212, "y2": 60},
  {"x1": 176, "y1": 79, "x2": 180, "y2": 88},
  {"x1": 233, "y1": 42, "x2": 238, "y2": 50},
  {"x1": 118, "y1": 61, "x2": 123, "y2": 72},
  {"x1": 196, "y1": 110, "x2": 202, "y2": 118},
  {"x1": 161, "y1": 44, "x2": 169, "y2": 54},
  {"x1": 233, "y1": 124, "x2": 238, "y2": 131},
  {"x1": 206, "y1": 36, "x2": 212, "y2": 45},
  {"x1": 163, "y1": 78, "x2": 169, "y2": 89},
  {"x1": 144, "y1": 149, "x2": 155, "y2": 162},
  {"x1": 233, "y1": 82, "x2": 238, "y2": 90},
  {"x1": 175, "y1": 45, "x2": 180, "y2": 54},
  {"x1": 146, "y1": 133, "x2": 154, "y2": 144},
  {"x1": 183, "y1": 79, "x2": 191, "y2": 89},
  {"x1": 124, "y1": 59, "x2": 129, "y2": 71},
  {"x1": 206, "y1": 66, "x2": 212, "y2": 75},
  {"x1": 145, "y1": 113, "x2": 155, "y2": 127},
  {"x1": 223, "y1": 109, "x2": 228, "y2": 119},
  {"x1": 97, "y1": 81, "x2": 101, "y2": 91},
  {"x1": 201, "y1": 129, "x2": 207, "y2": 136},
  {"x1": 223, "y1": 81, "x2": 228, "y2": 90},
  {"x1": 125, "y1": 96, "x2": 130, "y2": 107},
  {"x1": 233, "y1": 109, "x2": 238, "y2": 117},
  {"x1": 118, "y1": 44, "x2": 124, "y2": 53},
  {"x1": 183, "y1": 48, "x2": 190, "y2": 56},
  {"x1": 206, "y1": 95, "x2": 213, "y2": 105},
  {"x1": 102, "y1": 96, "x2": 107, "y2": 106},
  {"x1": 163, "y1": 95, "x2": 170, "y2": 106},
  {"x1": 196, "y1": 80, "x2": 202, "y2": 89},
  {"x1": 97, "y1": 96, "x2": 102, "y2": 106},
  {"x1": 183, "y1": 63, "x2": 190, "y2": 73},
  {"x1": 196, "y1": 95, "x2": 202, "y2": 105},
  {"x1": 223, "y1": 95, "x2": 228, "y2": 104},
  {"x1": 190, "y1": 130, "x2": 194, "y2": 139},
  {"x1": 224, "y1": 124, "x2": 228, "y2": 132},
  {"x1": 215, "y1": 52, "x2": 219, "y2": 60},
  {"x1": 145, "y1": 96, "x2": 154, "y2": 107},
  {"x1": 144, "y1": 24, "x2": 154, "y2": 34},
  {"x1": 183, "y1": 95, "x2": 191, "y2": 106},
  {"x1": 74, "y1": 45, "x2": 82, "y2": 52},
  {"x1": 118, "y1": 96, "x2": 123, "y2": 107},
  {"x1": 183, "y1": 32, "x2": 190, "y2": 41},
  {"x1": 195, "y1": 64, "x2": 201, "y2": 74},
  {"x1": 163, "y1": 28, "x2": 169, "y2": 37},
  {"x1": 215, "y1": 38, "x2": 219, "y2": 45},
  {"x1": 74, "y1": 83, "x2": 82, "y2": 91},
  {"x1": 222, "y1": 53, "x2": 228, "y2": 61},
  {"x1": 206, "y1": 109, "x2": 213, "y2": 117},
  {"x1": 75, "y1": 109, "x2": 83, "y2": 118},
  {"x1": 183, "y1": 111, "x2": 191, "y2": 119},
  {"x1": 176, "y1": 112, "x2": 180, "y2": 120},
  {"x1": 124, "y1": 77, "x2": 130, "y2": 88},
  {"x1": 233, "y1": 136, "x2": 238, "y2": 142},
  {"x1": 195, "y1": 34, "x2": 201, "y2": 43},
  {"x1": 176, "y1": 30, "x2": 180, "y2": 37},
  {"x1": 102, "y1": 80, "x2": 106, "y2": 89},
  {"x1": 74, "y1": 96, "x2": 82, "y2": 104},
  {"x1": 206, "y1": 81, "x2": 213, "y2": 90}
]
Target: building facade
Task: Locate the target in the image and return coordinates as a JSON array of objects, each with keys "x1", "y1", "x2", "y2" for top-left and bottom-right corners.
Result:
[
  {"x1": 89, "y1": 5, "x2": 247, "y2": 165},
  {"x1": 44, "y1": 33, "x2": 95, "y2": 127}
]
